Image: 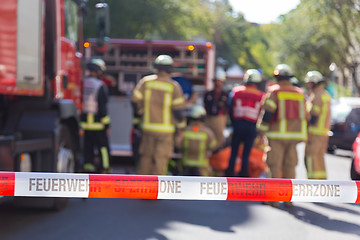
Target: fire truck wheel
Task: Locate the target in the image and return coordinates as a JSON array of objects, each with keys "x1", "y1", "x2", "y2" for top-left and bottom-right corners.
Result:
[{"x1": 52, "y1": 124, "x2": 76, "y2": 211}]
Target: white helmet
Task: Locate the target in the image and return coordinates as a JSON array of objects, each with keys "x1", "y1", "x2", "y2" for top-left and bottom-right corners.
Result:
[
  {"x1": 87, "y1": 58, "x2": 106, "y2": 71},
  {"x1": 305, "y1": 71, "x2": 324, "y2": 84},
  {"x1": 190, "y1": 105, "x2": 206, "y2": 119},
  {"x1": 154, "y1": 55, "x2": 174, "y2": 71},
  {"x1": 216, "y1": 69, "x2": 226, "y2": 82},
  {"x1": 290, "y1": 77, "x2": 299, "y2": 85},
  {"x1": 243, "y1": 69, "x2": 262, "y2": 83},
  {"x1": 274, "y1": 64, "x2": 294, "y2": 80}
]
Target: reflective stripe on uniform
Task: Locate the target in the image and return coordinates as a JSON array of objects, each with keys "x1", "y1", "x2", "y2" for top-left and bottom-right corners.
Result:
[
  {"x1": 133, "y1": 89, "x2": 143, "y2": 100},
  {"x1": 266, "y1": 91, "x2": 307, "y2": 140},
  {"x1": 173, "y1": 97, "x2": 185, "y2": 106},
  {"x1": 266, "y1": 120, "x2": 307, "y2": 140},
  {"x1": 309, "y1": 126, "x2": 330, "y2": 136},
  {"x1": 277, "y1": 92, "x2": 304, "y2": 101},
  {"x1": 80, "y1": 122, "x2": 105, "y2": 130},
  {"x1": 142, "y1": 123, "x2": 175, "y2": 133},
  {"x1": 144, "y1": 89, "x2": 151, "y2": 126},
  {"x1": 182, "y1": 131, "x2": 207, "y2": 167},
  {"x1": 142, "y1": 81, "x2": 177, "y2": 133},
  {"x1": 101, "y1": 147, "x2": 109, "y2": 169},
  {"x1": 312, "y1": 106, "x2": 320, "y2": 114},
  {"x1": 265, "y1": 99, "x2": 277, "y2": 110},
  {"x1": 176, "y1": 120, "x2": 187, "y2": 129},
  {"x1": 209, "y1": 139, "x2": 217, "y2": 149},
  {"x1": 163, "y1": 93, "x2": 172, "y2": 126},
  {"x1": 306, "y1": 155, "x2": 327, "y2": 179},
  {"x1": 257, "y1": 123, "x2": 269, "y2": 132},
  {"x1": 307, "y1": 171, "x2": 327, "y2": 179},
  {"x1": 146, "y1": 81, "x2": 174, "y2": 92},
  {"x1": 309, "y1": 93, "x2": 331, "y2": 136},
  {"x1": 81, "y1": 113, "x2": 105, "y2": 130},
  {"x1": 101, "y1": 115, "x2": 111, "y2": 125}
]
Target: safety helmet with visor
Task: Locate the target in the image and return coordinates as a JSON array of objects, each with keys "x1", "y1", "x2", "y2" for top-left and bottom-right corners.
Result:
[
  {"x1": 243, "y1": 69, "x2": 262, "y2": 83},
  {"x1": 154, "y1": 55, "x2": 174, "y2": 72},
  {"x1": 87, "y1": 58, "x2": 106, "y2": 72},
  {"x1": 305, "y1": 71, "x2": 324, "y2": 84},
  {"x1": 274, "y1": 64, "x2": 294, "y2": 80},
  {"x1": 189, "y1": 105, "x2": 206, "y2": 120}
]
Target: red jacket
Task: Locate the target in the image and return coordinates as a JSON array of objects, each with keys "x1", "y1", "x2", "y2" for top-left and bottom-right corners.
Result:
[{"x1": 229, "y1": 85, "x2": 265, "y2": 123}]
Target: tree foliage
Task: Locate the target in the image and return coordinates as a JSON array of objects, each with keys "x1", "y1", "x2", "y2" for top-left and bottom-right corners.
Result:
[
  {"x1": 268, "y1": 0, "x2": 360, "y2": 94},
  {"x1": 84, "y1": 0, "x2": 259, "y2": 71},
  {"x1": 84, "y1": 0, "x2": 360, "y2": 94}
]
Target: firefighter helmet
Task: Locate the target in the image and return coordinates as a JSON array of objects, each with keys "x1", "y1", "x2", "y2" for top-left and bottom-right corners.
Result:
[
  {"x1": 215, "y1": 69, "x2": 226, "y2": 82},
  {"x1": 305, "y1": 71, "x2": 324, "y2": 84},
  {"x1": 154, "y1": 55, "x2": 174, "y2": 71},
  {"x1": 274, "y1": 64, "x2": 294, "y2": 80},
  {"x1": 290, "y1": 77, "x2": 299, "y2": 85},
  {"x1": 243, "y1": 69, "x2": 262, "y2": 83},
  {"x1": 190, "y1": 105, "x2": 206, "y2": 120},
  {"x1": 87, "y1": 58, "x2": 106, "y2": 72}
]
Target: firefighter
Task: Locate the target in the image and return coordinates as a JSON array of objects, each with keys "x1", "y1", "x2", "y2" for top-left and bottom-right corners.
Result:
[
  {"x1": 176, "y1": 105, "x2": 217, "y2": 176},
  {"x1": 257, "y1": 64, "x2": 307, "y2": 208},
  {"x1": 131, "y1": 55, "x2": 186, "y2": 175},
  {"x1": 304, "y1": 71, "x2": 331, "y2": 179},
  {"x1": 203, "y1": 70, "x2": 228, "y2": 149},
  {"x1": 81, "y1": 58, "x2": 111, "y2": 174},
  {"x1": 225, "y1": 69, "x2": 265, "y2": 177}
]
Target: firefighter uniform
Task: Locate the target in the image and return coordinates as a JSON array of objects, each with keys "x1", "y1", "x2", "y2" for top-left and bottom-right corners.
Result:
[
  {"x1": 81, "y1": 76, "x2": 111, "y2": 173},
  {"x1": 226, "y1": 73, "x2": 265, "y2": 177},
  {"x1": 204, "y1": 74, "x2": 228, "y2": 149},
  {"x1": 178, "y1": 121, "x2": 217, "y2": 176},
  {"x1": 132, "y1": 73, "x2": 186, "y2": 175},
  {"x1": 258, "y1": 70, "x2": 307, "y2": 180},
  {"x1": 305, "y1": 71, "x2": 331, "y2": 179}
]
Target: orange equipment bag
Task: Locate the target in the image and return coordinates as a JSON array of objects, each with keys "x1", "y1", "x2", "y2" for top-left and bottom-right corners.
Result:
[{"x1": 209, "y1": 137, "x2": 268, "y2": 178}]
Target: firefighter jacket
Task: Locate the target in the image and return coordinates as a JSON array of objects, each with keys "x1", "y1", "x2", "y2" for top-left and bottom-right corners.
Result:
[
  {"x1": 131, "y1": 74, "x2": 186, "y2": 134},
  {"x1": 81, "y1": 76, "x2": 110, "y2": 131},
  {"x1": 307, "y1": 85, "x2": 331, "y2": 136},
  {"x1": 204, "y1": 89, "x2": 228, "y2": 116},
  {"x1": 177, "y1": 122, "x2": 217, "y2": 167},
  {"x1": 228, "y1": 85, "x2": 265, "y2": 123},
  {"x1": 257, "y1": 82, "x2": 307, "y2": 141}
]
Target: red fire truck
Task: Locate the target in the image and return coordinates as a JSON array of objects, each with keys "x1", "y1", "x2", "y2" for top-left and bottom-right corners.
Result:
[
  {"x1": 84, "y1": 38, "x2": 216, "y2": 157},
  {"x1": 0, "y1": 0, "x2": 107, "y2": 209}
]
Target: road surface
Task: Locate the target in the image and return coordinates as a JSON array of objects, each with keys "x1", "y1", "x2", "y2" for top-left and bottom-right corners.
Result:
[{"x1": 1, "y1": 144, "x2": 359, "y2": 240}]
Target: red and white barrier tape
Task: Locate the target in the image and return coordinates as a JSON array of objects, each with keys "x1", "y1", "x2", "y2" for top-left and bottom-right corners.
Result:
[{"x1": 0, "y1": 172, "x2": 359, "y2": 203}]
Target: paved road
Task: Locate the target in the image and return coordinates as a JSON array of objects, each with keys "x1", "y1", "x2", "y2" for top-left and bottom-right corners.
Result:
[{"x1": 1, "y1": 144, "x2": 360, "y2": 240}]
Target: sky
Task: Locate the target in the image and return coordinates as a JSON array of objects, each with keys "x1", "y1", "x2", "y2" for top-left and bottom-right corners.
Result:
[{"x1": 228, "y1": 0, "x2": 300, "y2": 24}]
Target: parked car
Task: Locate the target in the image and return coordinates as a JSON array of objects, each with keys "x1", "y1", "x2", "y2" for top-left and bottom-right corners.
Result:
[
  {"x1": 328, "y1": 97, "x2": 360, "y2": 152},
  {"x1": 351, "y1": 132, "x2": 360, "y2": 180}
]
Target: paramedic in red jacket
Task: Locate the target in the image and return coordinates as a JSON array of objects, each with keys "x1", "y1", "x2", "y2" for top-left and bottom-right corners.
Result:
[{"x1": 225, "y1": 69, "x2": 265, "y2": 177}]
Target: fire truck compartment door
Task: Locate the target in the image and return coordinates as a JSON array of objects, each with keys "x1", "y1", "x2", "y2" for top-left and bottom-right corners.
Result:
[{"x1": 16, "y1": 0, "x2": 44, "y2": 93}]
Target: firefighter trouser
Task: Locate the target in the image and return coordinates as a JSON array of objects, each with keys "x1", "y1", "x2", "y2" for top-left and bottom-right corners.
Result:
[
  {"x1": 137, "y1": 132, "x2": 174, "y2": 175},
  {"x1": 226, "y1": 120, "x2": 257, "y2": 177},
  {"x1": 205, "y1": 115, "x2": 227, "y2": 149},
  {"x1": 84, "y1": 130, "x2": 110, "y2": 172},
  {"x1": 305, "y1": 134, "x2": 328, "y2": 179},
  {"x1": 266, "y1": 139, "x2": 299, "y2": 179}
]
